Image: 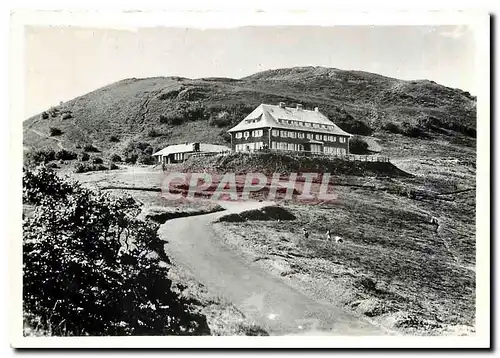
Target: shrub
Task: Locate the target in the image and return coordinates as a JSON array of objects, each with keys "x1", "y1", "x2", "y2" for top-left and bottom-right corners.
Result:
[
  {"x1": 338, "y1": 120, "x2": 373, "y2": 135},
  {"x1": 109, "y1": 135, "x2": 120, "y2": 143},
  {"x1": 49, "y1": 127, "x2": 62, "y2": 136},
  {"x1": 382, "y1": 122, "x2": 401, "y2": 134},
  {"x1": 218, "y1": 131, "x2": 232, "y2": 144},
  {"x1": 124, "y1": 141, "x2": 154, "y2": 164},
  {"x1": 83, "y1": 144, "x2": 99, "y2": 152},
  {"x1": 109, "y1": 162, "x2": 119, "y2": 170},
  {"x1": 124, "y1": 154, "x2": 138, "y2": 164},
  {"x1": 74, "y1": 163, "x2": 89, "y2": 173},
  {"x1": 159, "y1": 113, "x2": 184, "y2": 126},
  {"x1": 79, "y1": 152, "x2": 90, "y2": 162},
  {"x1": 349, "y1": 136, "x2": 370, "y2": 154},
  {"x1": 48, "y1": 107, "x2": 60, "y2": 118},
  {"x1": 23, "y1": 166, "x2": 209, "y2": 335},
  {"x1": 92, "y1": 157, "x2": 104, "y2": 164},
  {"x1": 209, "y1": 114, "x2": 232, "y2": 128},
  {"x1": 400, "y1": 122, "x2": 428, "y2": 138},
  {"x1": 55, "y1": 149, "x2": 78, "y2": 161},
  {"x1": 75, "y1": 163, "x2": 111, "y2": 173},
  {"x1": 138, "y1": 153, "x2": 155, "y2": 165},
  {"x1": 24, "y1": 149, "x2": 56, "y2": 166},
  {"x1": 148, "y1": 129, "x2": 162, "y2": 138},
  {"x1": 41, "y1": 112, "x2": 49, "y2": 120},
  {"x1": 110, "y1": 154, "x2": 122, "y2": 162}
]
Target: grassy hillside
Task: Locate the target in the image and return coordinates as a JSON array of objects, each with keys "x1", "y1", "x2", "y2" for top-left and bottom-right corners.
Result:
[{"x1": 23, "y1": 66, "x2": 476, "y2": 163}]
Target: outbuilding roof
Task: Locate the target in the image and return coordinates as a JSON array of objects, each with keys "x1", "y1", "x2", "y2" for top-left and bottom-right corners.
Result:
[
  {"x1": 227, "y1": 103, "x2": 352, "y2": 136},
  {"x1": 152, "y1": 143, "x2": 230, "y2": 157}
]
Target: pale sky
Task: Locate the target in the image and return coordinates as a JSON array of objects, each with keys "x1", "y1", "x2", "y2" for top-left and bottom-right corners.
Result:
[{"x1": 24, "y1": 25, "x2": 476, "y2": 118}]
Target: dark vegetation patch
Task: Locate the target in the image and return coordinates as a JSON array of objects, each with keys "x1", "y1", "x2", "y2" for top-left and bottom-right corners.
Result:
[
  {"x1": 75, "y1": 163, "x2": 109, "y2": 173},
  {"x1": 83, "y1": 144, "x2": 100, "y2": 152},
  {"x1": 348, "y1": 136, "x2": 370, "y2": 154},
  {"x1": 110, "y1": 154, "x2": 122, "y2": 162},
  {"x1": 79, "y1": 152, "x2": 90, "y2": 162},
  {"x1": 123, "y1": 141, "x2": 155, "y2": 164},
  {"x1": 217, "y1": 206, "x2": 296, "y2": 223},
  {"x1": 23, "y1": 165, "x2": 210, "y2": 335},
  {"x1": 49, "y1": 127, "x2": 62, "y2": 136}
]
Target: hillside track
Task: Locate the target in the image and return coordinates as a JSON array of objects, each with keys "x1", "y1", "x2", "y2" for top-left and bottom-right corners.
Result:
[{"x1": 29, "y1": 128, "x2": 65, "y2": 150}]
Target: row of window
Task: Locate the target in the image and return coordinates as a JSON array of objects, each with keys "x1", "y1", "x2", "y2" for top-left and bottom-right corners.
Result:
[
  {"x1": 234, "y1": 129, "x2": 263, "y2": 139},
  {"x1": 277, "y1": 119, "x2": 333, "y2": 130},
  {"x1": 271, "y1": 142, "x2": 305, "y2": 151},
  {"x1": 234, "y1": 129, "x2": 347, "y2": 143},
  {"x1": 271, "y1": 129, "x2": 346, "y2": 142},
  {"x1": 324, "y1": 147, "x2": 347, "y2": 155},
  {"x1": 235, "y1": 142, "x2": 264, "y2": 151},
  {"x1": 173, "y1": 153, "x2": 185, "y2": 161},
  {"x1": 235, "y1": 141, "x2": 348, "y2": 155}
]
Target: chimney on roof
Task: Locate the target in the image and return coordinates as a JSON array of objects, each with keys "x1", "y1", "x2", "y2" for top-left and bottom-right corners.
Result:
[
  {"x1": 296, "y1": 103, "x2": 303, "y2": 110},
  {"x1": 314, "y1": 107, "x2": 319, "y2": 112},
  {"x1": 278, "y1": 102, "x2": 286, "y2": 108}
]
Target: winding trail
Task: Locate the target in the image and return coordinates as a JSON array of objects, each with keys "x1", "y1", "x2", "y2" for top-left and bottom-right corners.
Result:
[
  {"x1": 159, "y1": 200, "x2": 389, "y2": 336},
  {"x1": 29, "y1": 128, "x2": 65, "y2": 150}
]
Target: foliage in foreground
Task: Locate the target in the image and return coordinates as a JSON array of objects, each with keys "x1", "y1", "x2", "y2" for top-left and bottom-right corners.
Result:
[{"x1": 23, "y1": 165, "x2": 209, "y2": 336}]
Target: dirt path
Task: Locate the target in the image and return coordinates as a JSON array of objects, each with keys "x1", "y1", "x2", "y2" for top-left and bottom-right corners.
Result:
[
  {"x1": 29, "y1": 128, "x2": 65, "y2": 150},
  {"x1": 159, "y1": 200, "x2": 389, "y2": 336}
]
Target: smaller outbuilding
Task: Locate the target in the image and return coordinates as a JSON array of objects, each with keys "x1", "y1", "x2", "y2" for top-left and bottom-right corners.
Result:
[{"x1": 152, "y1": 142, "x2": 230, "y2": 164}]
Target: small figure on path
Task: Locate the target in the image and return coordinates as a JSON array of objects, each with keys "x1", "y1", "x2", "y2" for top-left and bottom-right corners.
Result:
[
  {"x1": 334, "y1": 236, "x2": 344, "y2": 244},
  {"x1": 302, "y1": 228, "x2": 309, "y2": 239},
  {"x1": 326, "y1": 229, "x2": 332, "y2": 241},
  {"x1": 430, "y1": 216, "x2": 440, "y2": 233}
]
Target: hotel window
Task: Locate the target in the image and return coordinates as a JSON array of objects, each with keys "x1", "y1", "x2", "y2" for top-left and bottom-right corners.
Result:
[
  {"x1": 313, "y1": 124, "x2": 320, "y2": 128},
  {"x1": 280, "y1": 130, "x2": 287, "y2": 137},
  {"x1": 244, "y1": 131, "x2": 249, "y2": 139},
  {"x1": 306, "y1": 133, "x2": 313, "y2": 139},
  {"x1": 339, "y1": 137, "x2": 346, "y2": 143},
  {"x1": 316, "y1": 134, "x2": 322, "y2": 140},
  {"x1": 310, "y1": 144, "x2": 322, "y2": 153},
  {"x1": 272, "y1": 129, "x2": 279, "y2": 136},
  {"x1": 253, "y1": 129, "x2": 263, "y2": 137},
  {"x1": 235, "y1": 132, "x2": 242, "y2": 139},
  {"x1": 298, "y1": 132, "x2": 304, "y2": 139},
  {"x1": 332, "y1": 136, "x2": 337, "y2": 142},
  {"x1": 290, "y1": 132, "x2": 297, "y2": 138}
]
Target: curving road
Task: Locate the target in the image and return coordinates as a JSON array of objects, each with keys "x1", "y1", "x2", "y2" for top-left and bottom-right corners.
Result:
[{"x1": 159, "y1": 200, "x2": 389, "y2": 336}]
